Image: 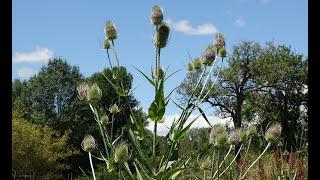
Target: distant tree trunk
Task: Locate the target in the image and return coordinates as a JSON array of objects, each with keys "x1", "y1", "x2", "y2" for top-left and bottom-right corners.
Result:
[{"x1": 233, "y1": 99, "x2": 243, "y2": 163}]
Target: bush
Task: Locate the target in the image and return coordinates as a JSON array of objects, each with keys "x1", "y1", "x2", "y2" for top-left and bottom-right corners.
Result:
[{"x1": 12, "y1": 108, "x2": 78, "y2": 178}]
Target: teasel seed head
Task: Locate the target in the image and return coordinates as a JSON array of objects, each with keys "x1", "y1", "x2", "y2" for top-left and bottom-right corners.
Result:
[
  {"x1": 103, "y1": 39, "x2": 110, "y2": 50},
  {"x1": 214, "y1": 33, "x2": 225, "y2": 49},
  {"x1": 151, "y1": 5, "x2": 164, "y2": 26},
  {"x1": 227, "y1": 129, "x2": 245, "y2": 145},
  {"x1": 187, "y1": 62, "x2": 194, "y2": 71},
  {"x1": 209, "y1": 124, "x2": 227, "y2": 146},
  {"x1": 81, "y1": 135, "x2": 97, "y2": 152},
  {"x1": 265, "y1": 123, "x2": 282, "y2": 143},
  {"x1": 87, "y1": 83, "x2": 102, "y2": 102},
  {"x1": 109, "y1": 104, "x2": 120, "y2": 114},
  {"x1": 219, "y1": 46, "x2": 227, "y2": 57},
  {"x1": 105, "y1": 21, "x2": 117, "y2": 40},
  {"x1": 192, "y1": 58, "x2": 202, "y2": 70},
  {"x1": 201, "y1": 50, "x2": 215, "y2": 65},
  {"x1": 153, "y1": 67, "x2": 164, "y2": 79},
  {"x1": 153, "y1": 23, "x2": 170, "y2": 48},
  {"x1": 77, "y1": 82, "x2": 89, "y2": 100},
  {"x1": 114, "y1": 142, "x2": 129, "y2": 163},
  {"x1": 100, "y1": 114, "x2": 109, "y2": 125},
  {"x1": 246, "y1": 125, "x2": 257, "y2": 137}
]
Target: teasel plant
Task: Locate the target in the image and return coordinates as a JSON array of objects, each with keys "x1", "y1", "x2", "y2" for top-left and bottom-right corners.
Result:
[{"x1": 75, "y1": 4, "x2": 244, "y2": 180}]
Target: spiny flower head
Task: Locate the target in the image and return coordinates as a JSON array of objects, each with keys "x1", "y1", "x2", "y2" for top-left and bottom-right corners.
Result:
[
  {"x1": 87, "y1": 83, "x2": 102, "y2": 102},
  {"x1": 105, "y1": 21, "x2": 117, "y2": 40},
  {"x1": 201, "y1": 50, "x2": 215, "y2": 65},
  {"x1": 153, "y1": 23, "x2": 170, "y2": 48},
  {"x1": 209, "y1": 124, "x2": 225, "y2": 139},
  {"x1": 228, "y1": 129, "x2": 245, "y2": 145},
  {"x1": 114, "y1": 142, "x2": 129, "y2": 163},
  {"x1": 192, "y1": 58, "x2": 202, "y2": 70},
  {"x1": 103, "y1": 39, "x2": 110, "y2": 50},
  {"x1": 265, "y1": 123, "x2": 282, "y2": 143},
  {"x1": 219, "y1": 46, "x2": 227, "y2": 57},
  {"x1": 187, "y1": 62, "x2": 194, "y2": 71},
  {"x1": 81, "y1": 135, "x2": 97, "y2": 152},
  {"x1": 246, "y1": 125, "x2": 257, "y2": 137},
  {"x1": 77, "y1": 82, "x2": 89, "y2": 100},
  {"x1": 100, "y1": 114, "x2": 109, "y2": 125},
  {"x1": 151, "y1": 5, "x2": 164, "y2": 26},
  {"x1": 153, "y1": 67, "x2": 164, "y2": 79},
  {"x1": 109, "y1": 104, "x2": 120, "y2": 114},
  {"x1": 214, "y1": 33, "x2": 225, "y2": 49}
]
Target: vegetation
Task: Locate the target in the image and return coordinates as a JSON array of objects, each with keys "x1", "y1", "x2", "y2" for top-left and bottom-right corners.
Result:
[
  {"x1": 12, "y1": 4, "x2": 307, "y2": 179},
  {"x1": 12, "y1": 108, "x2": 77, "y2": 179}
]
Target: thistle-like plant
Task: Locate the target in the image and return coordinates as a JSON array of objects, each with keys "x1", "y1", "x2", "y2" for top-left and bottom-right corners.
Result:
[{"x1": 75, "y1": 5, "x2": 289, "y2": 180}]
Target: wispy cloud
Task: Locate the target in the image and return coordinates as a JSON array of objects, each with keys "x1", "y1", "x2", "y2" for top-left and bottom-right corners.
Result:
[
  {"x1": 146, "y1": 114, "x2": 232, "y2": 136},
  {"x1": 234, "y1": 17, "x2": 246, "y2": 27},
  {"x1": 260, "y1": 0, "x2": 271, "y2": 5},
  {"x1": 13, "y1": 46, "x2": 54, "y2": 64},
  {"x1": 168, "y1": 19, "x2": 218, "y2": 35},
  {"x1": 17, "y1": 67, "x2": 36, "y2": 79}
]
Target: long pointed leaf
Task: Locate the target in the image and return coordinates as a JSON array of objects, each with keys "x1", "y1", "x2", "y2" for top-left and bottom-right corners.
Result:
[
  {"x1": 133, "y1": 66, "x2": 155, "y2": 86},
  {"x1": 198, "y1": 107, "x2": 213, "y2": 128}
]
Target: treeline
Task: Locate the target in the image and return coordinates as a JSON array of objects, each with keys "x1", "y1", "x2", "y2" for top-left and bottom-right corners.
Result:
[
  {"x1": 12, "y1": 59, "x2": 147, "y2": 178},
  {"x1": 12, "y1": 40, "x2": 308, "y2": 178}
]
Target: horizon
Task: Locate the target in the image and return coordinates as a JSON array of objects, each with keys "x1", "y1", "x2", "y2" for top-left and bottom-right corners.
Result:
[{"x1": 12, "y1": 0, "x2": 307, "y2": 135}]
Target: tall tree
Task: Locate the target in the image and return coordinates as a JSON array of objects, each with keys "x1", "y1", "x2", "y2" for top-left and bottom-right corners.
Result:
[
  {"x1": 26, "y1": 58, "x2": 83, "y2": 131},
  {"x1": 178, "y1": 41, "x2": 308, "y2": 152},
  {"x1": 250, "y1": 42, "x2": 308, "y2": 151}
]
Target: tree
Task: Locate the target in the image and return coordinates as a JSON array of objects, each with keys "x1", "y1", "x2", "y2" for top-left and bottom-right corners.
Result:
[
  {"x1": 179, "y1": 41, "x2": 262, "y2": 131},
  {"x1": 13, "y1": 59, "x2": 148, "y2": 176},
  {"x1": 87, "y1": 67, "x2": 147, "y2": 141},
  {"x1": 26, "y1": 58, "x2": 83, "y2": 131},
  {"x1": 12, "y1": 109, "x2": 77, "y2": 179},
  {"x1": 250, "y1": 42, "x2": 308, "y2": 151},
  {"x1": 12, "y1": 79, "x2": 31, "y2": 119},
  {"x1": 178, "y1": 41, "x2": 308, "y2": 152}
]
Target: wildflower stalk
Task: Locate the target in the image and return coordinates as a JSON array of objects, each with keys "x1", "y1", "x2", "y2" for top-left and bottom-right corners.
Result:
[
  {"x1": 210, "y1": 149, "x2": 216, "y2": 178},
  {"x1": 106, "y1": 50, "x2": 113, "y2": 69},
  {"x1": 216, "y1": 144, "x2": 243, "y2": 179},
  {"x1": 153, "y1": 121, "x2": 158, "y2": 173},
  {"x1": 197, "y1": 57, "x2": 224, "y2": 107},
  {"x1": 111, "y1": 113, "x2": 115, "y2": 141},
  {"x1": 89, "y1": 103, "x2": 109, "y2": 158},
  {"x1": 239, "y1": 142, "x2": 271, "y2": 179},
  {"x1": 243, "y1": 137, "x2": 252, "y2": 164},
  {"x1": 88, "y1": 152, "x2": 97, "y2": 180},
  {"x1": 213, "y1": 145, "x2": 233, "y2": 178}
]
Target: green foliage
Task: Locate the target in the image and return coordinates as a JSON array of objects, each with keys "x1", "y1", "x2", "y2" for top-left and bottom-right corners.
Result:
[{"x1": 12, "y1": 109, "x2": 78, "y2": 178}]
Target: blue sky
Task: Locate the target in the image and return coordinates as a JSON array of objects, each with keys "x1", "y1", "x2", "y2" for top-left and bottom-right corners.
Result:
[{"x1": 13, "y1": 0, "x2": 307, "y2": 132}]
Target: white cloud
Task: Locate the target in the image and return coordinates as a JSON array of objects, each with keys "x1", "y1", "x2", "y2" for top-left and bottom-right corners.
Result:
[
  {"x1": 13, "y1": 46, "x2": 54, "y2": 64},
  {"x1": 168, "y1": 19, "x2": 218, "y2": 35},
  {"x1": 17, "y1": 67, "x2": 36, "y2": 79},
  {"x1": 234, "y1": 17, "x2": 246, "y2": 27},
  {"x1": 260, "y1": 0, "x2": 270, "y2": 5},
  {"x1": 146, "y1": 114, "x2": 232, "y2": 136}
]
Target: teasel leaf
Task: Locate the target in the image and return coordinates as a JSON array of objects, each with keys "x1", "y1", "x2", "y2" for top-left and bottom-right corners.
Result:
[{"x1": 133, "y1": 66, "x2": 155, "y2": 86}]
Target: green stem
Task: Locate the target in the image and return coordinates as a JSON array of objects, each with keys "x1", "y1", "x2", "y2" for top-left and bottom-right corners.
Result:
[
  {"x1": 106, "y1": 50, "x2": 113, "y2": 68},
  {"x1": 239, "y1": 142, "x2": 271, "y2": 179},
  {"x1": 216, "y1": 144, "x2": 243, "y2": 179},
  {"x1": 111, "y1": 113, "x2": 115, "y2": 141},
  {"x1": 153, "y1": 121, "x2": 158, "y2": 174},
  {"x1": 244, "y1": 137, "x2": 252, "y2": 161},
  {"x1": 213, "y1": 145, "x2": 233, "y2": 178},
  {"x1": 89, "y1": 103, "x2": 109, "y2": 158},
  {"x1": 98, "y1": 121, "x2": 109, "y2": 158},
  {"x1": 88, "y1": 152, "x2": 96, "y2": 180},
  {"x1": 211, "y1": 149, "x2": 216, "y2": 178}
]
